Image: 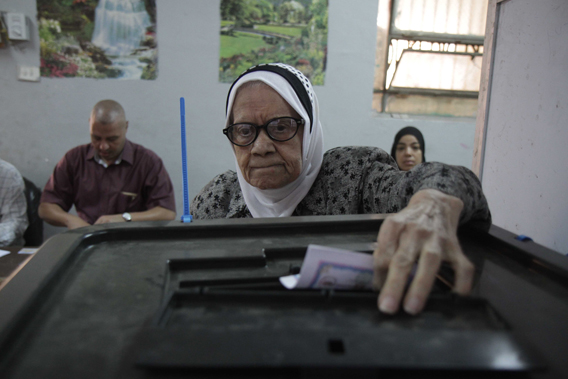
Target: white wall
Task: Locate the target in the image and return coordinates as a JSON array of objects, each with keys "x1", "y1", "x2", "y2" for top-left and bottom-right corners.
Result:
[
  {"x1": 481, "y1": 0, "x2": 568, "y2": 255},
  {"x1": 0, "y1": 0, "x2": 476, "y2": 240}
]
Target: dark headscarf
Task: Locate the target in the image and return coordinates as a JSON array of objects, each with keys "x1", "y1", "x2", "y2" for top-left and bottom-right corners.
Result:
[{"x1": 390, "y1": 126, "x2": 426, "y2": 163}]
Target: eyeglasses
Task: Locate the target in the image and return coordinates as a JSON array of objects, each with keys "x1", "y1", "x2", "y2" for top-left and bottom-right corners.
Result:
[{"x1": 223, "y1": 117, "x2": 304, "y2": 147}]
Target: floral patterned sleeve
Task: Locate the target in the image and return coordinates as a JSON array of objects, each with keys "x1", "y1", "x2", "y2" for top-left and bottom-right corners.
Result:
[
  {"x1": 299, "y1": 146, "x2": 490, "y2": 229},
  {"x1": 353, "y1": 147, "x2": 491, "y2": 228},
  {"x1": 191, "y1": 171, "x2": 250, "y2": 219}
]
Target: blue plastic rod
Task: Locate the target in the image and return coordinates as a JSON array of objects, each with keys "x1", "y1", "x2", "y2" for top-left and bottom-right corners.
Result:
[{"x1": 180, "y1": 97, "x2": 192, "y2": 223}]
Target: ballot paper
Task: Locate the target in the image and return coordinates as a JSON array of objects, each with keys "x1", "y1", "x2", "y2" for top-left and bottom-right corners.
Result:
[
  {"x1": 18, "y1": 248, "x2": 37, "y2": 255},
  {"x1": 280, "y1": 244, "x2": 374, "y2": 290}
]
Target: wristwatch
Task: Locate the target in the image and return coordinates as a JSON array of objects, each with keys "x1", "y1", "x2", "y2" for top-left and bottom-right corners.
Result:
[{"x1": 122, "y1": 212, "x2": 132, "y2": 222}]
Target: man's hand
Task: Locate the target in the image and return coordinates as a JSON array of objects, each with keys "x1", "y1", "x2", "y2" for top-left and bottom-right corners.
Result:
[
  {"x1": 94, "y1": 214, "x2": 125, "y2": 225},
  {"x1": 93, "y1": 207, "x2": 176, "y2": 225},
  {"x1": 39, "y1": 203, "x2": 90, "y2": 230},
  {"x1": 372, "y1": 189, "x2": 474, "y2": 315},
  {"x1": 67, "y1": 217, "x2": 90, "y2": 230}
]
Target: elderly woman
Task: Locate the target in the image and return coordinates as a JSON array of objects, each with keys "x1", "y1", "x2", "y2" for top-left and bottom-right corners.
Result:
[
  {"x1": 391, "y1": 126, "x2": 425, "y2": 171},
  {"x1": 192, "y1": 63, "x2": 490, "y2": 315}
]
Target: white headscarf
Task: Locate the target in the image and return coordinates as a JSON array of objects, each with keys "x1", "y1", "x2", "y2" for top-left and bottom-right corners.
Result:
[{"x1": 225, "y1": 63, "x2": 324, "y2": 218}]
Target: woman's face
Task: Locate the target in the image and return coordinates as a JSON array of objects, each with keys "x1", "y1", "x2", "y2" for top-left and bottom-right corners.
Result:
[
  {"x1": 395, "y1": 134, "x2": 423, "y2": 171},
  {"x1": 231, "y1": 84, "x2": 304, "y2": 190}
]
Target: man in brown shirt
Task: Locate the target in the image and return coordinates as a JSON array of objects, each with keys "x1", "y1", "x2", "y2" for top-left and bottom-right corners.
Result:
[{"x1": 39, "y1": 100, "x2": 176, "y2": 229}]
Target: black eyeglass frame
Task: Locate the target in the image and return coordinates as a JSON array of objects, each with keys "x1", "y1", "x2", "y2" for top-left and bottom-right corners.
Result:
[{"x1": 223, "y1": 117, "x2": 304, "y2": 147}]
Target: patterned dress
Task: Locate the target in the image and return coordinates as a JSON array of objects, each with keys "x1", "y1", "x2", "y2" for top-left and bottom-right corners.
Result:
[{"x1": 191, "y1": 146, "x2": 491, "y2": 228}]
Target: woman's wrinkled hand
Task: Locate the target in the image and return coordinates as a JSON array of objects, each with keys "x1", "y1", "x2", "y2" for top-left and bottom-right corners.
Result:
[{"x1": 372, "y1": 189, "x2": 474, "y2": 315}]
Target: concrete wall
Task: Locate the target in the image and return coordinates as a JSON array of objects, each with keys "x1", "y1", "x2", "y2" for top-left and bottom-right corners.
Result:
[
  {"x1": 0, "y1": 0, "x2": 476, "y2": 240},
  {"x1": 481, "y1": 0, "x2": 568, "y2": 255}
]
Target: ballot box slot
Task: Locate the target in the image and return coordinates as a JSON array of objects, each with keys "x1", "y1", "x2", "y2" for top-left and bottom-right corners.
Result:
[
  {"x1": 164, "y1": 247, "x2": 310, "y2": 297},
  {"x1": 162, "y1": 245, "x2": 456, "y2": 303},
  {"x1": 179, "y1": 275, "x2": 283, "y2": 288},
  {"x1": 168, "y1": 255, "x2": 267, "y2": 270},
  {"x1": 197, "y1": 281, "x2": 287, "y2": 291},
  {"x1": 164, "y1": 255, "x2": 272, "y2": 299},
  {"x1": 262, "y1": 246, "x2": 312, "y2": 259}
]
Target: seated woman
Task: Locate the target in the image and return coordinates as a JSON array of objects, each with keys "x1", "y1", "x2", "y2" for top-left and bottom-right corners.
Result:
[
  {"x1": 391, "y1": 126, "x2": 425, "y2": 171},
  {"x1": 192, "y1": 63, "x2": 490, "y2": 315}
]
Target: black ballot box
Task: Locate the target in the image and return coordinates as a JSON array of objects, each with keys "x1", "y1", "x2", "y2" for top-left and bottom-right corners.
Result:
[{"x1": 0, "y1": 214, "x2": 567, "y2": 379}]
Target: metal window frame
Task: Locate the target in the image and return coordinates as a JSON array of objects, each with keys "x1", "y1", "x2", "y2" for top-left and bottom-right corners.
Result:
[{"x1": 377, "y1": 0, "x2": 486, "y2": 113}]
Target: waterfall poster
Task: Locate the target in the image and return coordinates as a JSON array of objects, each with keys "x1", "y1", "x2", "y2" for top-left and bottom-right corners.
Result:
[
  {"x1": 37, "y1": 0, "x2": 157, "y2": 80},
  {"x1": 220, "y1": 0, "x2": 328, "y2": 85}
]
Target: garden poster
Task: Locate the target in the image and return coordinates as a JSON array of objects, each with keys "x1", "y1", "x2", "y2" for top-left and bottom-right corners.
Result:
[
  {"x1": 37, "y1": 0, "x2": 157, "y2": 80},
  {"x1": 220, "y1": 0, "x2": 328, "y2": 85}
]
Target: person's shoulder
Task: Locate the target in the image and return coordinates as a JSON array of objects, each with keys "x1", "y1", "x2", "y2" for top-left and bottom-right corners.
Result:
[
  {"x1": 128, "y1": 140, "x2": 163, "y2": 161},
  {"x1": 325, "y1": 145, "x2": 387, "y2": 156},
  {"x1": 0, "y1": 159, "x2": 24, "y2": 180},
  {"x1": 63, "y1": 143, "x2": 91, "y2": 159},
  {"x1": 0, "y1": 158, "x2": 19, "y2": 174},
  {"x1": 191, "y1": 170, "x2": 240, "y2": 218},
  {"x1": 206, "y1": 170, "x2": 239, "y2": 188},
  {"x1": 195, "y1": 170, "x2": 239, "y2": 199},
  {"x1": 0, "y1": 159, "x2": 25, "y2": 190},
  {"x1": 323, "y1": 146, "x2": 396, "y2": 166}
]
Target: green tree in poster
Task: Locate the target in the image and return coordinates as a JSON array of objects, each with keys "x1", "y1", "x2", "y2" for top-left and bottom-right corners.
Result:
[
  {"x1": 256, "y1": 0, "x2": 276, "y2": 24},
  {"x1": 221, "y1": 0, "x2": 244, "y2": 21},
  {"x1": 278, "y1": 1, "x2": 305, "y2": 24},
  {"x1": 309, "y1": 0, "x2": 328, "y2": 29},
  {"x1": 221, "y1": 0, "x2": 274, "y2": 27}
]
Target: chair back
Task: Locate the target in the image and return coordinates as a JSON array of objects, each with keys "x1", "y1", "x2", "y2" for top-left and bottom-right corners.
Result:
[{"x1": 23, "y1": 177, "x2": 43, "y2": 246}]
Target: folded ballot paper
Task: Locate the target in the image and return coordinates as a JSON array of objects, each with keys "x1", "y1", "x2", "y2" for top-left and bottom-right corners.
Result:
[{"x1": 279, "y1": 244, "x2": 374, "y2": 290}]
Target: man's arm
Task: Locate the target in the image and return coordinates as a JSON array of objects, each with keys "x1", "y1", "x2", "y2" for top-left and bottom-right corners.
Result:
[
  {"x1": 38, "y1": 202, "x2": 90, "y2": 230},
  {"x1": 93, "y1": 206, "x2": 175, "y2": 225},
  {"x1": 40, "y1": 150, "x2": 88, "y2": 229}
]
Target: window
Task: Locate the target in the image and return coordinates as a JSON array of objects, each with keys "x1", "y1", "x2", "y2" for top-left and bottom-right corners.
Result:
[{"x1": 374, "y1": 0, "x2": 488, "y2": 117}]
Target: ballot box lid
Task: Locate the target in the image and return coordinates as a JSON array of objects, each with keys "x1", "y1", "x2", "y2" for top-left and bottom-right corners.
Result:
[{"x1": 0, "y1": 214, "x2": 566, "y2": 378}]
